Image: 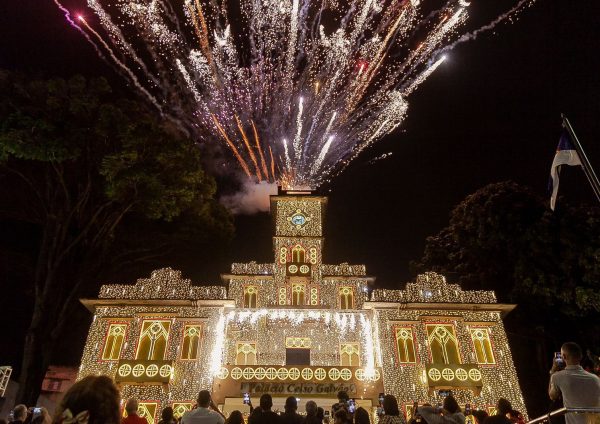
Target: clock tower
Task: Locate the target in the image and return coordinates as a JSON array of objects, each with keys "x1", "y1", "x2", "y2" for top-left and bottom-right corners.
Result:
[{"x1": 270, "y1": 190, "x2": 328, "y2": 303}]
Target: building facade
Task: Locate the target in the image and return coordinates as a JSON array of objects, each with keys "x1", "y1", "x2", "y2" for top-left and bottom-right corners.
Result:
[{"x1": 78, "y1": 191, "x2": 526, "y2": 423}]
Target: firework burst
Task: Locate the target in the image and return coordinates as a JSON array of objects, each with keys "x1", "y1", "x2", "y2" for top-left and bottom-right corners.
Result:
[{"x1": 58, "y1": 0, "x2": 535, "y2": 189}]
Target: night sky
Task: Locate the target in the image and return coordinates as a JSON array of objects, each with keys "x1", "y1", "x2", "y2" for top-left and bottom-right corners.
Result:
[
  {"x1": 1, "y1": 0, "x2": 600, "y2": 412},
  {"x1": 2, "y1": 1, "x2": 600, "y2": 285}
]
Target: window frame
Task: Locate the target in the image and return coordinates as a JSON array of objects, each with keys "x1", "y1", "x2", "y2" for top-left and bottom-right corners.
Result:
[
  {"x1": 393, "y1": 325, "x2": 418, "y2": 365},
  {"x1": 469, "y1": 326, "x2": 496, "y2": 365},
  {"x1": 339, "y1": 342, "x2": 361, "y2": 366},
  {"x1": 179, "y1": 323, "x2": 203, "y2": 361},
  {"x1": 425, "y1": 322, "x2": 462, "y2": 365},
  {"x1": 235, "y1": 341, "x2": 258, "y2": 365},
  {"x1": 100, "y1": 321, "x2": 129, "y2": 362},
  {"x1": 135, "y1": 319, "x2": 172, "y2": 361},
  {"x1": 338, "y1": 286, "x2": 355, "y2": 310}
]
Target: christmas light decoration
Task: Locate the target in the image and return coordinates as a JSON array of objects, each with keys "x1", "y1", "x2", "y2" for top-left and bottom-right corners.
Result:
[{"x1": 77, "y1": 194, "x2": 526, "y2": 423}]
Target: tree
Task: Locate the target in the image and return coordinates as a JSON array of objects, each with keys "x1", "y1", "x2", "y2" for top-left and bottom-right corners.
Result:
[
  {"x1": 0, "y1": 71, "x2": 233, "y2": 405},
  {"x1": 412, "y1": 181, "x2": 600, "y2": 315}
]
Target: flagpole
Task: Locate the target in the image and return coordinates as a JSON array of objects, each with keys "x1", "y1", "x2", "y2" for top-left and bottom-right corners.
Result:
[{"x1": 561, "y1": 113, "x2": 600, "y2": 204}]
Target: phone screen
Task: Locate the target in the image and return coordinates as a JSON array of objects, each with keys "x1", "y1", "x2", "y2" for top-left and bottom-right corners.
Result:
[
  {"x1": 465, "y1": 404, "x2": 471, "y2": 416},
  {"x1": 555, "y1": 352, "x2": 564, "y2": 365},
  {"x1": 324, "y1": 411, "x2": 330, "y2": 418},
  {"x1": 347, "y1": 399, "x2": 356, "y2": 414},
  {"x1": 243, "y1": 393, "x2": 250, "y2": 405},
  {"x1": 379, "y1": 393, "x2": 385, "y2": 405}
]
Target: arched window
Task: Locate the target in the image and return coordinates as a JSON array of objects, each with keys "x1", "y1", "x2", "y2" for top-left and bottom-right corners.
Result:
[
  {"x1": 244, "y1": 286, "x2": 258, "y2": 308},
  {"x1": 181, "y1": 325, "x2": 202, "y2": 360},
  {"x1": 395, "y1": 327, "x2": 417, "y2": 363},
  {"x1": 339, "y1": 286, "x2": 355, "y2": 309},
  {"x1": 291, "y1": 283, "x2": 306, "y2": 306},
  {"x1": 426, "y1": 324, "x2": 461, "y2": 364},
  {"x1": 236, "y1": 342, "x2": 257, "y2": 365},
  {"x1": 340, "y1": 343, "x2": 360, "y2": 366},
  {"x1": 172, "y1": 403, "x2": 193, "y2": 420},
  {"x1": 137, "y1": 403, "x2": 157, "y2": 424},
  {"x1": 470, "y1": 328, "x2": 495, "y2": 364},
  {"x1": 102, "y1": 323, "x2": 127, "y2": 360},
  {"x1": 123, "y1": 402, "x2": 157, "y2": 424},
  {"x1": 136, "y1": 320, "x2": 171, "y2": 360},
  {"x1": 292, "y1": 244, "x2": 306, "y2": 263}
]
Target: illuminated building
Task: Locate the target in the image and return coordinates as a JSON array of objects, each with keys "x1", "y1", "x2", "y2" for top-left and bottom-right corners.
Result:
[{"x1": 78, "y1": 191, "x2": 526, "y2": 423}]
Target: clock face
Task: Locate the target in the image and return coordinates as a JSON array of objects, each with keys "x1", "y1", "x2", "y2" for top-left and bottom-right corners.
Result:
[{"x1": 291, "y1": 213, "x2": 306, "y2": 226}]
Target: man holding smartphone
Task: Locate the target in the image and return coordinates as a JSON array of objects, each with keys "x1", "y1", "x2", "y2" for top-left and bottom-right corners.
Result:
[{"x1": 549, "y1": 342, "x2": 600, "y2": 424}]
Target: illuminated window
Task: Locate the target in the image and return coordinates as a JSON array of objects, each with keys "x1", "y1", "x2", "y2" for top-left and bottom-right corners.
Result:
[
  {"x1": 340, "y1": 343, "x2": 360, "y2": 366},
  {"x1": 339, "y1": 286, "x2": 355, "y2": 309},
  {"x1": 102, "y1": 323, "x2": 127, "y2": 360},
  {"x1": 278, "y1": 286, "x2": 287, "y2": 305},
  {"x1": 286, "y1": 337, "x2": 311, "y2": 348},
  {"x1": 236, "y1": 342, "x2": 257, "y2": 365},
  {"x1": 244, "y1": 286, "x2": 258, "y2": 308},
  {"x1": 470, "y1": 328, "x2": 495, "y2": 364},
  {"x1": 426, "y1": 324, "x2": 461, "y2": 364},
  {"x1": 395, "y1": 327, "x2": 417, "y2": 364},
  {"x1": 172, "y1": 403, "x2": 193, "y2": 419},
  {"x1": 291, "y1": 283, "x2": 306, "y2": 306},
  {"x1": 181, "y1": 325, "x2": 202, "y2": 360},
  {"x1": 279, "y1": 247, "x2": 288, "y2": 264},
  {"x1": 136, "y1": 320, "x2": 171, "y2": 360},
  {"x1": 123, "y1": 402, "x2": 157, "y2": 424},
  {"x1": 292, "y1": 244, "x2": 306, "y2": 262},
  {"x1": 309, "y1": 286, "x2": 319, "y2": 305}
]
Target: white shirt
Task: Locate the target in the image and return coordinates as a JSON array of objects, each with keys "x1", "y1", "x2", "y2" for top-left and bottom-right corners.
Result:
[
  {"x1": 181, "y1": 407, "x2": 225, "y2": 424},
  {"x1": 550, "y1": 365, "x2": 600, "y2": 424}
]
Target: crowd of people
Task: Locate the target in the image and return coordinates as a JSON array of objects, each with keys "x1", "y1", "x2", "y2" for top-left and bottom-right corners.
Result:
[{"x1": 2, "y1": 342, "x2": 598, "y2": 424}]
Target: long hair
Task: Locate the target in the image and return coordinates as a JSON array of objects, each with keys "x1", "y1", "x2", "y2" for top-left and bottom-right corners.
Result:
[
  {"x1": 355, "y1": 407, "x2": 371, "y2": 424},
  {"x1": 383, "y1": 395, "x2": 400, "y2": 416},
  {"x1": 226, "y1": 410, "x2": 244, "y2": 424},
  {"x1": 53, "y1": 375, "x2": 120, "y2": 424}
]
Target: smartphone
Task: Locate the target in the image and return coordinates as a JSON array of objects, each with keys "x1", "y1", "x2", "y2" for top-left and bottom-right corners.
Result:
[
  {"x1": 379, "y1": 393, "x2": 385, "y2": 405},
  {"x1": 347, "y1": 399, "x2": 356, "y2": 414},
  {"x1": 33, "y1": 407, "x2": 42, "y2": 413},
  {"x1": 243, "y1": 393, "x2": 250, "y2": 405},
  {"x1": 554, "y1": 352, "x2": 564, "y2": 366},
  {"x1": 465, "y1": 404, "x2": 471, "y2": 416},
  {"x1": 438, "y1": 390, "x2": 451, "y2": 398},
  {"x1": 324, "y1": 410, "x2": 330, "y2": 418}
]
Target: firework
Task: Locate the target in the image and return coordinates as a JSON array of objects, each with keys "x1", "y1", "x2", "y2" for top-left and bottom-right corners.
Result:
[{"x1": 60, "y1": 0, "x2": 535, "y2": 190}]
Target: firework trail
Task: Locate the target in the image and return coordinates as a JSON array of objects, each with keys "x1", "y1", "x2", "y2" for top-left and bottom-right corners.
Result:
[{"x1": 57, "y1": 0, "x2": 537, "y2": 190}]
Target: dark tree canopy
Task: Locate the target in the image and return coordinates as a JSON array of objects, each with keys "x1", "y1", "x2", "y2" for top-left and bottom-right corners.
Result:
[
  {"x1": 413, "y1": 181, "x2": 600, "y2": 316},
  {"x1": 0, "y1": 71, "x2": 233, "y2": 405}
]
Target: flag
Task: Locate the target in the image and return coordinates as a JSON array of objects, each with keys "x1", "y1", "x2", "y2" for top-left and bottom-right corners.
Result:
[{"x1": 549, "y1": 129, "x2": 581, "y2": 210}]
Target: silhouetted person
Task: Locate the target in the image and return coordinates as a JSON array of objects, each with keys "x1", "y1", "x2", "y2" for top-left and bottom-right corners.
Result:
[
  {"x1": 53, "y1": 375, "x2": 121, "y2": 424},
  {"x1": 304, "y1": 401, "x2": 321, "y2": 424},
  {"x1": 249, "y1": 394, "x2": 281, "y2": 424},
  {"x1": 280, "y1": 397, "x2": 303, "y2": 424},
  {"x1": 378, "y1": 395, "x2": 406, "y2": 424},
  {"x1": 419, "y1": 395, "x2": 464, "y2": 424},
  {"x1": 122, "y1": 399, "x2": 149, "y2": 424},
  {"x1": 181, "y1": 390, "x2": 225, "y2": 424},
  {"x1": 226, "y1": 411, "x2": 245, "y2": 424},
  {"x1": 482, "y1": 399, "x2": 511, "y2": 424},
  {"x1": 12, "y1": 405, "x2": 28, "y2": 424},
  {"x1": 158, "y1": 406, "x2": 177, "y2": 424},
  {"x1": 354, "y1": 407, "x2": 371, "y2": 424}
]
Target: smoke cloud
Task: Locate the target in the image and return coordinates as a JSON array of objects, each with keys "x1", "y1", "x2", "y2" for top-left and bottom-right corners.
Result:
[{"x1": 220, "y1": 181, "x2": 278, "y2": 215}]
